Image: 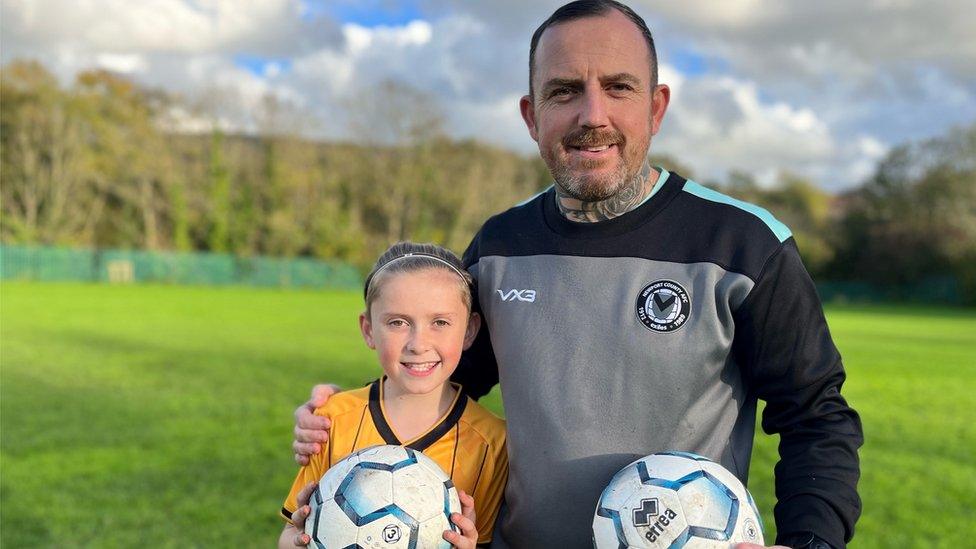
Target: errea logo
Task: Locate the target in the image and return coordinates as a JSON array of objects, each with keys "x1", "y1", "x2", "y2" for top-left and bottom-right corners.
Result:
[{"x1": 496, "y1": 289, "x2": 536, "y2": 302}]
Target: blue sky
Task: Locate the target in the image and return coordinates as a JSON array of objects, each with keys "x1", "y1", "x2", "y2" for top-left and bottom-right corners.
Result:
[{"x1": 318, "y1": 0, "x2": 426, "y2": 27}]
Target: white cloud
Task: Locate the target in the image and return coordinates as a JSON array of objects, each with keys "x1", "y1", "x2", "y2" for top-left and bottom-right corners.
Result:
[
  {"x1": 633, "y1": 0, "x2": 976, "y2": 77},
  {"x1": 3, "y1": 0, "x2": 972, "y2": 190},
  {"x1": 344, "y1": 20, "x2": 433, "y2": 54},
  {"x1": 430, "y1": 0, "x2": 975, "y2": 187},
  {"x1": 95, "y1": 53, "x2": 148, "y2": 74},
  {"x1": 843, "y1": 136, "x2": 890, "y2": 184},
  {"x1": 656, "y1": 64, "x2": 685, "y2": 96},
  {"x1": 1, "y1": 0, "x2": 340, "y2": 56},
  {"x1": 658, "y1": 73, "x2": 838, "y2": 186},
  {"x1": 450, "y1": 93, "x2": 532, "y2": 150}
]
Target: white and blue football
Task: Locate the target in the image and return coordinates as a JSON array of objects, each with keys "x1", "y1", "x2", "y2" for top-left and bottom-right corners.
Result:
[
  {"x1": 592, "y1": 451, "x2": 764, "y2": 548},
  {"x1": 306, "y1": 445, "x2": 461, "y2": 549}
]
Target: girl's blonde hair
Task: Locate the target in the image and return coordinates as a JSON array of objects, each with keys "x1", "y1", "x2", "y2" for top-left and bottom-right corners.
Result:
[{"x1": 363, "y1": 242, "x2": 474, "y2": 315}]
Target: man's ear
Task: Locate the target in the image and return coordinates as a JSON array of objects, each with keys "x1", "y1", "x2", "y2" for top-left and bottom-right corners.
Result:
[
  {"x1": 359, "y1": 312, "x2": 375, "y2": 349},
  {"x1": 462, "y1": 312, "x2": 482, "y2": 350},
  {"x1": 650, "y1": 84, "x2": 671, "y2": 136},
  {"x1": 519, "y1": 95, "x2": 539, "y2": 142}
]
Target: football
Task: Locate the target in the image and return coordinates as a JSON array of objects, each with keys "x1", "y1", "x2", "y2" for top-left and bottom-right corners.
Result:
[
  {"x1": 592, "y1": 451, "x2": 764, "y2": 548},
  {"x1": 305, "y1": 445, "x2": 461, "y2": 549}
]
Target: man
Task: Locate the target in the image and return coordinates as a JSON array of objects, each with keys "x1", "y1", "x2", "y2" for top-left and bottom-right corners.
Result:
[{"x1": 291, "y1": 2, "x2": 862, "y2": 548}]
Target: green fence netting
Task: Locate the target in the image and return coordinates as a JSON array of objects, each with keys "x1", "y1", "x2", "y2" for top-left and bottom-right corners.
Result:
[
  {"x1": 817, "y1": 277, "x2": 962, "y2": 304},
  {"x1": 2, "y1": 245, "x2": 967, "y2": 304},
  {"x1": 0, "y1": 245, "x2": 362, "y2": 289}
]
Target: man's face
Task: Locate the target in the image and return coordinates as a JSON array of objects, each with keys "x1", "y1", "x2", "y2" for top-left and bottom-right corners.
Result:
[{"x1": 521, "y1": 10, "x2": 669, "y2": 201}]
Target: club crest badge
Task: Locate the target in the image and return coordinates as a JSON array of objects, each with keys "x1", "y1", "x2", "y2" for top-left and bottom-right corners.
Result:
[{"x1": 636, "y1": 280, "x2": 690, "y2": 332}]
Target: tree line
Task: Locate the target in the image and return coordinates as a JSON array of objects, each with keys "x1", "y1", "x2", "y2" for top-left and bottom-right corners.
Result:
[{"x1": 2, "y1": 60, "x2": 974, "y2": 302}]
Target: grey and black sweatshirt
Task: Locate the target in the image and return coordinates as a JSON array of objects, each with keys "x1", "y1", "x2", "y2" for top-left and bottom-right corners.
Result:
[{"x1": 453, "y1": 171, "x2": 863, "y2": 549}]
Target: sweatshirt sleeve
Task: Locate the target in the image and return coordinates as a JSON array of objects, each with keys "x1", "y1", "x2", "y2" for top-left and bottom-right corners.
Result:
[
  {"x1": 451, "y1": 231, "x2": 501, "y2": 400},
  {"x1": 732, "y1": 239, "x2": 863, "y2": 549}
]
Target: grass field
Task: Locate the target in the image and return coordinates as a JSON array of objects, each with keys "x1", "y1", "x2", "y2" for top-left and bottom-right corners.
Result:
[{"x1": 1, "y1": 282, "x2": 974, "y2": 547}]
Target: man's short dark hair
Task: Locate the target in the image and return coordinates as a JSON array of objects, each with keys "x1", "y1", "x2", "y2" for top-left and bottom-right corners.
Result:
[{"x1": 529, "y1": 0, "x2": 658, "y2": 97}]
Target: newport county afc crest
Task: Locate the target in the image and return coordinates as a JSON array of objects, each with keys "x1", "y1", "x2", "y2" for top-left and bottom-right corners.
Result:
[{"x1": 636, "y1": 280, "x2": 690, "y2": 332}]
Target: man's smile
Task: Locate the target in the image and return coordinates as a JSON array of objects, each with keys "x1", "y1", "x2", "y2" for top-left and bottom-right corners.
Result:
[{"x1": 568, "y1": 143, "x2": 618, "y2": 161}]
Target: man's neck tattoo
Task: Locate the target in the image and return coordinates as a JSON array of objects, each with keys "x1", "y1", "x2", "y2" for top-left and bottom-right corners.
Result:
[{"x1": 555, "y1": 160, "x2": 657, "y2": 223}]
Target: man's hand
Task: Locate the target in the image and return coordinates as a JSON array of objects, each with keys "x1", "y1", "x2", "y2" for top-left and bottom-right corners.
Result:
[
  {"x1": 735, "y1": 544, "x2": 790, "y2": 548},
  {"x1": 443, "y1": 490, "x2": 478, "y2": 548},
  {"x1": 293, "y1": 384, "x2": 340, "y2": 465}
]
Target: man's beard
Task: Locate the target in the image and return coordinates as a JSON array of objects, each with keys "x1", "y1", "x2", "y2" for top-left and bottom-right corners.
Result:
[{"x1": 544, "y1": 127, "x2": 648, "y2": 202}]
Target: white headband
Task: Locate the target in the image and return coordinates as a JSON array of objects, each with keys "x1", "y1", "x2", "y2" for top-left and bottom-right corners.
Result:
[{"x1": 364, "y1": 252, "x2": 468, "y2": 298}]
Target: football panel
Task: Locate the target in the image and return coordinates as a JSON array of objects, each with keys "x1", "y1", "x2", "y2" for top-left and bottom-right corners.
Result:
[
  {"x1": 652, "y1": 451, "x2": 714, "y2": 463},
  {"x1": 620, "y1": 485, "x2": 689, "y2": 548},
  {"x1": 699, "y1": 460, "x2": 748, "y2": 499},
  {"x1": 356, "y1": 512, "x2": 416, "y2": 549},
  {"x1": 306, "y1": 496, "x2": 360, "y2": 548},
  {"x1": 445, "y1": 479, "x2": 461, "y2": 517},
  {"x1": 675, "y1": 474, "x2": 736, "y2": 536},
  {"x1": 638, "y1": 454, "x2": 704, "y2": 485},
  {"x1": 592, "y1": 506, "x2": 628, "y2": 549},
  {"x1": 319, "y1": 453, "x2": 362, "y2": 500},
  {"x1": 356, "y1": 444, "x2": 413, "y2": 467},
  {"x1": 731, "y1": 514, "x2": 765, "y2": 546},
  {"x1": 419, "y1": 513, "x2": 454, "y2": 549},
  {"x1": 413, "y1": 450, "x2": 452, "y2": 482},
  {"x1": 697, "y1": 459, "x2": 766, "y2": 544},
  {"x1": 391, "y1": 462, "x2": 448, "y2": 522},
  {"x1": 338, "y1": 466, "x2": 395, "y2": 520},
  {"x1": 597, "y1": 462, "x2": 647, "y2": 512},
  {"x1": 745, "y1": 487, "x2": 765, "y2": 532}
]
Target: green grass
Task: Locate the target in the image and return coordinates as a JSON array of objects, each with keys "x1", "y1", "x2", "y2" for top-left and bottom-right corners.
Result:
[{"x1": 1, "y1": 283, "x2": 973, "y2": 547}]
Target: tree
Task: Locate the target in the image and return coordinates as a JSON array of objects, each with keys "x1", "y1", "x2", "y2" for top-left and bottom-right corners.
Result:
[
  {"x1": 71, "y1": 70, "x2": 173, "y2": 249},
  {"x1": 207, "y1": 130, "x2": 231, "y2": 253},
  {"x1": 830, "y1": 123, "x2": 976, "y2": 302},
  {"x1": 718, "y1": 171, "x2": 835, "y2": 277},
  {"x1": 0, "y1": 60, "x2": 580, "y2": 273},
  {"x1": 344, "y1": 79, "x2": 446, "y2": 245},
  {"x1": 1, "y1": 61, "x2": 98, "y2": 245}
]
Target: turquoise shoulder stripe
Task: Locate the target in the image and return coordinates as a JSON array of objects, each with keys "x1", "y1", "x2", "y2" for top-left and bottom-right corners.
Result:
[
  {"x1": 682, "y1": 180, "x2": 792, "y2": 242},
  {"x1": 515, "y1": 185, "x2": 553, "y2": 207}
]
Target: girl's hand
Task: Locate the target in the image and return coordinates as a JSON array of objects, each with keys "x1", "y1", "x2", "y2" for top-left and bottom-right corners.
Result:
[
  {"x1": 284, "y1": 482, "x2": 318, "y2": 547},
  {"x1": 443, "y1": 490, "x2": 478, "y2": 548}
]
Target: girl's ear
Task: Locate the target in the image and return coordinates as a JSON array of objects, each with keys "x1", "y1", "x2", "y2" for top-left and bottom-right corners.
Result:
[
  {"x1": 360, "y1": 311, "x2": 376, "y2": 349},
  {"x1": 462, "y1": 312, "x2": 481, "y2": 350}
]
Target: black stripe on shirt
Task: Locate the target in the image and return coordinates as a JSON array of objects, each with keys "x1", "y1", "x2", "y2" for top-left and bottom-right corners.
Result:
[
  {"x1": 367, "y1": 379, "x2": 469, "y2": 452},
  {"x1": 449, "y1": 422, "x2": 460, "y2": 480},
  {"x1": 471, "y1": 443, "x2": 490, "y2": 495},
  {"x1": 408, "y1": 392, "x2": 467, "y2": 452},
  {"x1": 350, "y1": 403, "x2": 369, "y2": 452},
  {"x1": 368, "y1": 381, "x2": 401, "y2": 445}
]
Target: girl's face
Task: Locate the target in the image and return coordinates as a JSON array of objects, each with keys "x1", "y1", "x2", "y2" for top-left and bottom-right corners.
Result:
[{"x1": 360, "y1": 269, "x2": 480, "y2": 397}]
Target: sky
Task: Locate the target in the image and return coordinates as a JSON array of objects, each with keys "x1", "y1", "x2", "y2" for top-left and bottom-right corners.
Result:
[{"x1": 2, "y1": 0, "x2": 974, "y2": 190}]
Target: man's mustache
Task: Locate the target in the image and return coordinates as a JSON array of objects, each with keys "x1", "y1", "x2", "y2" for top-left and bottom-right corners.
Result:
[{"x1": 563, "y1": 128, "x2": 625, "y2": 148}]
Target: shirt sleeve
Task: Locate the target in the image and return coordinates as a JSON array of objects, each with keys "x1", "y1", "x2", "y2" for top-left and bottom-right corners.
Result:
[
  {"x1": 471, "y1": 434, "x2": 509, "y2": 544},
  {"x1": 280, "y1": 416, "x2": 331, "y2": 522},
  {"x1": 732, "y1": 239, "x2": 863, "y2": 549}
]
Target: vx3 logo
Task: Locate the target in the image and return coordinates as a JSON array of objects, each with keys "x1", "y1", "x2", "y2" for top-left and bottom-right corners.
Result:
[{"x1": 496, "y1": 289, "x2": 537, "y2": 302}]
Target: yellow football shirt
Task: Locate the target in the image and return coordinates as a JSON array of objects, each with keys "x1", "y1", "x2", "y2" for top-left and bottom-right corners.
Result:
[{"x1": 282, "y1": 380, "x2": 508, "y2": 544}]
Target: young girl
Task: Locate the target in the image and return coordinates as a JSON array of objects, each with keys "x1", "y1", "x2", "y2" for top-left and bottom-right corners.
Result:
[{"x1": 279, "y1": 242, "x2": 508, "y2": 548}]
